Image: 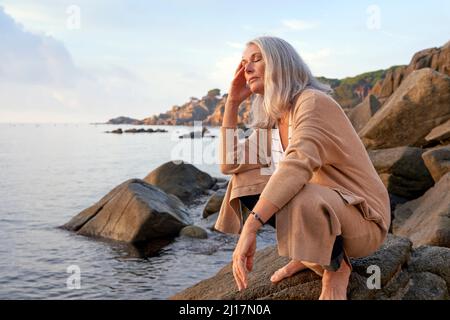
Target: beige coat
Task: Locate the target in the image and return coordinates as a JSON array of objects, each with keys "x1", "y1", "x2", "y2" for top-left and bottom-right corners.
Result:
[{"x1": 214, "y1": 89, "x2": 391, "y2": 266}]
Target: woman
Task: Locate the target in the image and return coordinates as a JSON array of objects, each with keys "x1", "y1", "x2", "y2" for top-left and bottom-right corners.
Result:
[{"x1": 215, "y1": 36, "x2": 391, "y2": 300}]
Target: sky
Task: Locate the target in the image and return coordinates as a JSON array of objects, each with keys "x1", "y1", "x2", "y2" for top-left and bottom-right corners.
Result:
[{"x1": 0, "y1": 0, "x2": 449, "y2": 123}]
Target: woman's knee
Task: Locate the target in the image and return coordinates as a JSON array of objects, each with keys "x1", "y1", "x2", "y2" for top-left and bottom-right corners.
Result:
[{"x1": 343, "y1": 225, "x2": 386, "y2": 258}]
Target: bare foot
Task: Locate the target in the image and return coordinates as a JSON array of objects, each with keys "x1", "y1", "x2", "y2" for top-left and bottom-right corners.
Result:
[
  {"x1": 318, "y1": 258, "x2": 351, "y2": 300},
  {"x1": 270, "y1": 260, "x2": 307, "y2": 283}
]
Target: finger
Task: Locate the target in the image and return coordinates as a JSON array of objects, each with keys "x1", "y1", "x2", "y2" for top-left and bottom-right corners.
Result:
[
  {"x1": 232, "y1": 266, "x2": 240, "y2": 291},
  {"x1": 235, "y1": 260, "x2": 245, "y2": 290},
  {"x1": 246, "y1": 255, "x2": 254, "y2": 272},
  {"x1": 235, "y1": 61, "x2": 243, "y2": 74},
  {"x1": 232, "y1": 261, "x2": 243, "y2": 291},
  {"x1": 237, "y1": 257, "x2": 248, "y2": 288},
  {"x1": 234, "y1": 65, "x2": 245, "y2": 77}
]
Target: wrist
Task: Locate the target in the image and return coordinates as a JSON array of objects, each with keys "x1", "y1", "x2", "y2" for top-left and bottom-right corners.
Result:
[
  {"x1": 243, "y1": 213, "x2": 262, "y2": 234},
  {"x1": 225, "y1": 100, "x2": 241, "y2": 109}
]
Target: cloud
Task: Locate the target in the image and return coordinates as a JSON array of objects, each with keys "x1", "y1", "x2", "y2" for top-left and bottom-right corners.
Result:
[
  {"x1": 281, "y1": 19, "x2": 320, "y2": 31},
  {"x1": 0, "y1": 9, "x2": 79, "y2": 86},
  {"x1": 0, "y1": 6, "x2": 155, "y2": 122}
]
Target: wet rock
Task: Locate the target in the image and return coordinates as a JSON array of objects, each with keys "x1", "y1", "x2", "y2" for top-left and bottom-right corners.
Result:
[
  {"x1": 143, "y1": 161, "x2": 216, "y2": 204},
  {"x1": 203, "y1": 189, "x2": 226, "y2": 218},
  {"x1": 180, "y1": 225, "x2": 208, "y2": 239},
  {"x1": 62, "y1": 179, "x2": 192, "y2": 243}
]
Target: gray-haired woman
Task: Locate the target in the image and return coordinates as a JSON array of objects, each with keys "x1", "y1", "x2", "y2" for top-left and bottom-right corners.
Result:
[{"x1": 216, "y1": 36, "x2": 390, "y2": 300}]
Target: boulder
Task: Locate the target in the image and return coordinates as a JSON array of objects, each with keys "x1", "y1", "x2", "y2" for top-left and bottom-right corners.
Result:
[
  {"x1": 172, "y1": 233, "x2": 450, "y2": 300},
  {"x1": 203, "y1": 189, "x2": 226, "y2": 218},
  {"x1": 368, "y1": 146, "x2": 434, "y2": 199},
  {"x1": 393, "y1": 172, "x2": 450, "y2": 248},
  {"x1": 425, "y1": 118, "x2": 450, "y2": 144},
  {"x1": 407, "y1": 245, "x2": 450, "y2": 294},
  {"x1": 402, "y1": 272, "x2": 449, "y2": 300},
  {"x1": 359, "y1": 68, "x2": 450, "y2": 149},
  {"x1": 422, "y1": 145, "x2": 450, "y2": 183},
  {"x1": 369, "y1": 41, "x2": 450, "y2": 103},
  {"x1": 106, "y1": 128, "x2": 123, "y2": 134},
  {"x1": 171, "y1": 235, "x2": 416, "y2": 300},
  {"x1": 179, "y1": 225, "x2": 208, "y2": 239},
  {"x1": 62, "y1": 179, "x2": 192, "y2": 243},
  {"x1": 348, "y1": 94, "x2": 381, "y2": 133},
  {"x1": 143, "y1": 161, "x2": 216, "y2": 204}
]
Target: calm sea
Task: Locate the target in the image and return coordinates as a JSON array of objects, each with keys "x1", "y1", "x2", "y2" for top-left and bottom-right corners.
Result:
[{"x1": 0, "y1": 123, "x2": 275, "y2": 299}]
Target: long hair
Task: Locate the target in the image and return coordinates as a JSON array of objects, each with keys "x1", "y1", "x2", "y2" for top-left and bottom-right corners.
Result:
[{"x1": 246, "y1": 36, "x2": 332, "y2": 129}]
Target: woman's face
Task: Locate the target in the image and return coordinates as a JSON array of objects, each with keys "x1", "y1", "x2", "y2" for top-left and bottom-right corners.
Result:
[{"x1": 241, "y1": 43, "x2": 265, "y2": 95}]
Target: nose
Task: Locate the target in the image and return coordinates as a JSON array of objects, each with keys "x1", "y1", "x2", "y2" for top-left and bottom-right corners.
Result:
[{"x1": 243, "y1": 61, "x2": 255, "y2": 74}]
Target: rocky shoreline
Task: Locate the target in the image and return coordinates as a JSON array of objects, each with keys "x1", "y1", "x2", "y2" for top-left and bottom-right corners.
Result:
[
  {"x1": 63, "y1": 40, "x2": 450, "y2": 299},
  {"x1": 104, "y1": 42, "x2": 449, "y2": 128}
]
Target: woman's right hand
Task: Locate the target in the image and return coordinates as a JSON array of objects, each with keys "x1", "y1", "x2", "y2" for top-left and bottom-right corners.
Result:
[{"x1": 226, "y1": 62, "x2": 252, "y2": 107}]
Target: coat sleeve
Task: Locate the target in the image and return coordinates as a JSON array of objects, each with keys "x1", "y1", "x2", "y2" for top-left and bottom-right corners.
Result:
[
  {"x1": 259, "y1": 94, "x2": 336, "y2": 210},
  {"x1": 219, "y1": 126, "x2": 271, "y2": 175}
]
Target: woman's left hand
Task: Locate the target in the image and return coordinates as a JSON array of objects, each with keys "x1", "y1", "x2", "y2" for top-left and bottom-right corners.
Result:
[{"x1": 232, "y1": 230, "x2": 257, "y2": 291}]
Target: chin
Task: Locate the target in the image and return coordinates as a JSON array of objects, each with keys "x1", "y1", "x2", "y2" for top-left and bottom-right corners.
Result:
[{"x1": 250, "y1": 84, "x2": 264, "y2": 95}]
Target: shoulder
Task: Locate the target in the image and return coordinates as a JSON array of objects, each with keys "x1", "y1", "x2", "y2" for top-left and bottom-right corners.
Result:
[{"x1": 291, "y1": 88, "x2": 341, "y2": 120}]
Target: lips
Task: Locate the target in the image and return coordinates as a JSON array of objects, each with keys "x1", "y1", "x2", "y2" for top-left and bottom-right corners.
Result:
[{"x1": 248, "y1": 77, "x2": 259, "y2": 83}]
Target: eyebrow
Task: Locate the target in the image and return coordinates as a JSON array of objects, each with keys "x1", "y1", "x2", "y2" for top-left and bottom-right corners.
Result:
[{"x1": 241, "y1": 52, "x2": 262, "y2": 62}]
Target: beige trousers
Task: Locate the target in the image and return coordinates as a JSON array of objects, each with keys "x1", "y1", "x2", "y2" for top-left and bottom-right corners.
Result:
[{"x1": 265, "y1": 182, "x2": 387, "y2": 276}]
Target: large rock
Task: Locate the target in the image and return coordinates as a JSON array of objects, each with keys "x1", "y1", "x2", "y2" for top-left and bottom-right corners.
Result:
[
  {"x1": 422, "y1": 145, "x2": 450, "y2": 183},
  {"x1": 202, "y1": 189, "x2": 226, "y2": 218},
  {"x1": 370, "y1": 41, "x2": 450, "y2": 103},
  {"x1": 143, "y1": 161, "x2": 216, "y2": 204},
  {"x1": 370, "y1": 66, "x2": 408, "y2": 103},
  {"x1": 402, "y1": 272, "x2": 449, "y2": 300},
  {"x1": 368, "y1": 146, "x2": 434, "y2": 199},
  {"x1": 62, "y1": 179, "x2": 192, "y2": 243},
  {"x1": 171, "y1": 234, "x2": 450, "y2": 300},
  {"x1": 393, "y1": 172, "x2": 450, "y2": 248},
  {"x1": 348, "y1": 95, "x2": 381, "y2": 133},
  {"x1": 408, "y1": 245, "x2": 450, "y2": 294},
  {"x1": 359, "y1": 68, "x2": 450, "y2": 149},
  {"x1": 425, "y1": 118, "x2": 450, "y2": 144}
]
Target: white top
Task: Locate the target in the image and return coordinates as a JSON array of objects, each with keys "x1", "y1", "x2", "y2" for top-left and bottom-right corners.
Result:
[{"x1": 269, "y1": 113, "x2": 292, "y2": 174}]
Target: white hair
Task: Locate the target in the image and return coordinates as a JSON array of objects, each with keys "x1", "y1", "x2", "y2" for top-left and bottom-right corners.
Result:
[{"x1": 246, "y1": 36, "x2": 332, "y2": 129}]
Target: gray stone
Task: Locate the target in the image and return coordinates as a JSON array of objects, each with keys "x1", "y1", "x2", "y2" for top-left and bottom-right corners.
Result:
[
  {"x1": 203, "y1": 189, "x2": 226, "y2": 218},
  {"x1": 403, "y1": 272, "x2": 449, "y2": 300},
  {"x1": 62, "y1": 179, "x2": 192, "y2": 243},
  {"x1": 179, "y1": 225, "x2": 208, "y2": 239},
  {"x1": 170, "y1": 235, "x2": 414, "y2": 300},
  {"x1": 408, "y1": 245, "x2": 450, "y2": 293},
  {"x1": 143, "y1": 161, "x2": 216, "y2": 204}
]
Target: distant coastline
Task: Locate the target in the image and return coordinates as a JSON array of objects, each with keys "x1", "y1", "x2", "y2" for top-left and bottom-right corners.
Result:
[{"x1": 101, "y1": 42, "x2": 448, "y2": 128}]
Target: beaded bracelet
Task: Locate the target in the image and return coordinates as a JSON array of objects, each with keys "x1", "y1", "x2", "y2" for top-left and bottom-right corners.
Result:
[{"x1": 250, "y1": 210, "x2": 265, "y2": 226}]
